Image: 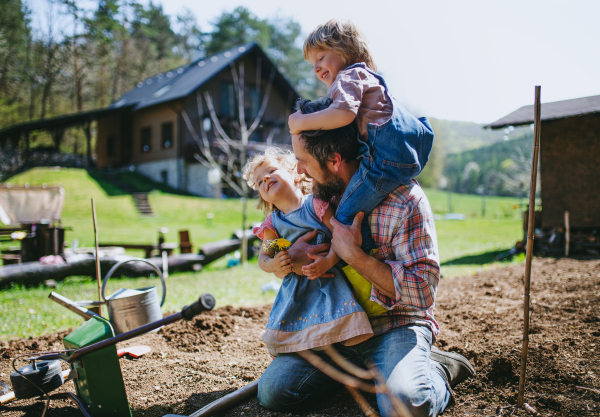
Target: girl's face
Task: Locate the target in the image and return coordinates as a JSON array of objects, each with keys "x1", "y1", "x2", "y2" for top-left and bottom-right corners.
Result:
[
  {"x1": 253, "y1": 159, "x2": 298, "y2": 205},
  {"x1": 307, "y1": 48, "x2": 346, "y2": 88}
]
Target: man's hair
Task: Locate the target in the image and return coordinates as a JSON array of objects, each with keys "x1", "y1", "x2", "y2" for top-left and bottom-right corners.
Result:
[
  {"x1": 303, "y1": 19, "x2": 377, "y2": 72},
  {"x1": 295, "y1": 97, "x2": 360, "y2": 168}
]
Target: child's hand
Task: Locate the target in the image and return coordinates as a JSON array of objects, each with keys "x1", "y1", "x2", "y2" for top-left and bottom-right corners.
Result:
[
  {"x1": 288, "y1": 110, "x2": 303, "y2": 135},
  {"x1": 273, "y1": 250, "x2": 293, "y2": 275},
  {"x1": 302, "y1": 253, "x2": 335, "y2": 280}
]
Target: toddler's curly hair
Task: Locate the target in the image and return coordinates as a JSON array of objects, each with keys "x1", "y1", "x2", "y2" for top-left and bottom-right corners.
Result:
[
  {"x1": 242, "y1": 147, "x2": 312, "y2": 216},
  {"x1": 303, "y1": 19, "x2": 377, "y2": 72}
]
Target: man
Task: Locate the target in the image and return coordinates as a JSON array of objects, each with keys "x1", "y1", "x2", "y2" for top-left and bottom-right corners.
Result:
[{"x1": 258, "y1": 98, "x2": 474, "y2": 417}]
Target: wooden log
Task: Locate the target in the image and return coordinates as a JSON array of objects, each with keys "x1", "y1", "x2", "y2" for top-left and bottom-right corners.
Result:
[
  {"x1": 199, "y1": 239, "x2": 242, "y2": 265},
  {"x1": 0, "y1": 254, "x2": 206, "y2": 287}
]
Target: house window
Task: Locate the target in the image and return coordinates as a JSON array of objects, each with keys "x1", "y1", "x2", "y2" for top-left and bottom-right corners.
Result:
[
  {"x1": 221, "y1": 82, "x2": 236, "y2": 117},
  {"x1": 162, "y1": 122, "x2": 173, "y2": 148},
  {"x1": 107, "y1": 135, "x2": 116, "y2": 157},
  {"x1": 141, "y1": 127, "x2": 151, "y2": 153}
]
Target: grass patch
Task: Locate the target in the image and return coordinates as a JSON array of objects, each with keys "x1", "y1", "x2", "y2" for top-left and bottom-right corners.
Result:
[{"x1": 1, "y1": 168, "x2": 526, "y2": 339}]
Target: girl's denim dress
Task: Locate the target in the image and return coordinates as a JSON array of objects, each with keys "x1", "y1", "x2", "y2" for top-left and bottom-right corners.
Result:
[
  {"x1": 334, "y1": 63, "x2": 435, "y2": 252},
  {"x1": 263, "y1": 194, "x2": 373, "y2": 355}
]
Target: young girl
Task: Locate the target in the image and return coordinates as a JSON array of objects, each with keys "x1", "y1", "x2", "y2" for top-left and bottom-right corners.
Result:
[
  {"x1": 288, "y1": 18, "x2": 434, "y2": 253},
  {"x1": 242, "y1": 147, "x2": 372, "y2": 356}
]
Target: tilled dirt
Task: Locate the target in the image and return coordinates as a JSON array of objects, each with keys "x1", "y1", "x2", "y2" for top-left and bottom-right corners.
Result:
[{"x1": 1, "y1": 258, "x2": 599, "y2": 416}]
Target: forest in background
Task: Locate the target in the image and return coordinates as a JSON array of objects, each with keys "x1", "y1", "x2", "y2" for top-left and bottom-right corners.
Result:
[{"x1": 0, "y1": 0, "x2": 533, "y2": 197}]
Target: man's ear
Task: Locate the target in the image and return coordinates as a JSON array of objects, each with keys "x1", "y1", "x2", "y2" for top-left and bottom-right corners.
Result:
[{"x1": 327, "y1": 153, "x2": 343, "y2": 173}]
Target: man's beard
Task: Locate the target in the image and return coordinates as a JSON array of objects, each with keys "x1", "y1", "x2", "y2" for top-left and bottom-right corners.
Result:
[{"x1": 312, "y1": 169, "x2": 346, "y2": 202}]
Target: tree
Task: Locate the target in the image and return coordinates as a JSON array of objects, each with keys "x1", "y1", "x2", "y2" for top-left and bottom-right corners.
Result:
[
  {"x1": 85, "y1": 0, "x2": 122, "y2": 107},
  {"x1": 206, "y1": 7, "x2": 320, "y2": 99},
  {"x1": 0, "y1": 0, "x2": 31, "y2": 125},
  {"x1": 179, "y1": 59, "x2": 275, "y2": 265},
  {"x1": 175, "y1": 7, "x2": 205, "y2": 62}
]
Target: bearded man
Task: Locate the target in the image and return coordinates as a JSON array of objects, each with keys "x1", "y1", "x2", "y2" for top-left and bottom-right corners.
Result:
[{"x1": 257, "y1": 97, "x2": 474, "y2": 417}]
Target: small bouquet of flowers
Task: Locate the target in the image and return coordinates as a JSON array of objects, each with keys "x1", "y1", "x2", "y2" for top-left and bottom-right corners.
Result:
[{"x1": 262, "y1": 238, "x2": 291, "y2": 253}]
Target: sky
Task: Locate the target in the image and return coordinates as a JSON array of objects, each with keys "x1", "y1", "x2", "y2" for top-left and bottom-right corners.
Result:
[{"x1": 28, "y1": 0, "x2": 600, "y2": 124}]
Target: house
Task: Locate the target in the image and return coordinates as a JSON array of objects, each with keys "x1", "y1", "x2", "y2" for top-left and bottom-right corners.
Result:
[
  {"x1": 97, "y1": 42, "x2": 300, "y2": 197},
  {"x1": 487, "y1": 94, "x2": 600, "y2": 229},
  {"x1": 0, "y1": 43, "x2": 300, "y2": 196}
]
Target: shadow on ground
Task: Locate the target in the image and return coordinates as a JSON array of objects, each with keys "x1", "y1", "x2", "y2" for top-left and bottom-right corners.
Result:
[{"x1": 441, "y1": 249, "x2": 516, "y2": 266}]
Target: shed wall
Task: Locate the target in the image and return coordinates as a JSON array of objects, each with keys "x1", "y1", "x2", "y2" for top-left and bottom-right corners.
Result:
[{"x1": 540, "y1": 113, "x2": 600, "y2": 228}]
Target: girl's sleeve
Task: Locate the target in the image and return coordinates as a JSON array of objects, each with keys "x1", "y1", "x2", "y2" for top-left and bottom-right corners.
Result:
[
  {"x1": 327, "y1": 68, "x2": 368, "y2": 115},
  {"x1": 312, "y1": 197, "x2": 331, "y2": 222},
  {"x1": 252, "y1": 214, "x2": 278, "y2": 240}
]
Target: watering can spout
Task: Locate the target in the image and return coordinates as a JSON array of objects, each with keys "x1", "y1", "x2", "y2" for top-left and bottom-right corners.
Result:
[{"x1": 48, "y1": 292, "x2": 103, "y2": 320}]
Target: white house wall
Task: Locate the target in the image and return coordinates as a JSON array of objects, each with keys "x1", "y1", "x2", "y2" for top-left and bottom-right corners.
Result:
[
  {"x1": 185, "y1": 163, "x2": 220, "y2": 197},
  {"x1": 136, "y1": 158, "x2": 180, "y2": 190}
]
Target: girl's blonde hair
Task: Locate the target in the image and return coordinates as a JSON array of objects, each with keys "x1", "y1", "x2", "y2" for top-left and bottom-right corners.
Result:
[
  {"x1": 303, "y1": 19, "x2": 377, "y2": 72},
  {"x1": 242, "y1": 147, "x2": 312, "y2": 216}
]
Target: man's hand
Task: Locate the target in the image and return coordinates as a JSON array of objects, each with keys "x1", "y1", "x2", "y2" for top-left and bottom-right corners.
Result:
[
  {"x1": 330, "y1": 212, "x2": 364, "y2": 263},
  {"x1": 288, "y1": 110, "x2": 303, "y2": 135},
  {"x1": 287, "y1": 230, "x2": 334, "y2": 278}
]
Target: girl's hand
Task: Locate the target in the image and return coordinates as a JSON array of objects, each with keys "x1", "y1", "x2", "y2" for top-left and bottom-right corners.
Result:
[
  {"x1": 302, "y1": 253, "x2": 335, "y2": 280},
  {"x1": 274, "y1": 250, "x2": 293, "y2": 274},
  {"x1": 288, "y1": 110, "x2": 303, "y2": 135}
]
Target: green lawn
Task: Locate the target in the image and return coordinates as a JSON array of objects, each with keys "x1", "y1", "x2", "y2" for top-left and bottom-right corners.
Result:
[{"x1": 0, "y1": 168, "x2": 526, "y2": 339}]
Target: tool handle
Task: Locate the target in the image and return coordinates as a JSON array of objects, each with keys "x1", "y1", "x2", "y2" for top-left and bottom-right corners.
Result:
[
  {"x1": 182, "y1": 294, "x2": 216, "y2": 320},
  {"x1": 189, "y1": 379, "x2": 259, "y2": 417}
]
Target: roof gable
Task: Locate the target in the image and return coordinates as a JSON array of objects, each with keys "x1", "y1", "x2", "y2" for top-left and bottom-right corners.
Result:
[
  {"x1": 111, "y1": 42, "x2": 296, "y2": 111},
  {"x1": 486, "y1": 94, "x2": 600, "y2": 129}
]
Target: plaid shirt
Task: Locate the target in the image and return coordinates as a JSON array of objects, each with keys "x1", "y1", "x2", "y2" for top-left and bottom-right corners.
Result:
[{"x1": 366, "y1": 181, "x2": 440, "y2": 339}]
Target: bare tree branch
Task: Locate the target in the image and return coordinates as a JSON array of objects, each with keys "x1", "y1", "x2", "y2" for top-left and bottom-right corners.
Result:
[
  {"x1": 179, "y1": 104, "x2": 244, "y2": 195},
  {"x1": 367, "y1": 363, "x2": 414, "y2": 417},
  {"x1": 346, "y1": 387, "x2": 378, "y2": 417},
  {"x1": 248, "y1": 68, "x2": 275, "y2": 136},
  {"x1": 297, "y1": 350, "x2": 377, "y2": 393}
]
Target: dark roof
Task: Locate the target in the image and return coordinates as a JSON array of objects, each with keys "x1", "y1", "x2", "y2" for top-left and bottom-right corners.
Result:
[
  {"x1": 0, "y1": 43, "x2": 299, "y2": 141},
  {"x1": 111, "y1": 42, "x2": 298, "y2": 111},
  {"x1": 486, "y1": 94, "x2": 600, "y2": 129},
  {"x1": 0, "y1": 106, "x2": 133, "y2": 141}
]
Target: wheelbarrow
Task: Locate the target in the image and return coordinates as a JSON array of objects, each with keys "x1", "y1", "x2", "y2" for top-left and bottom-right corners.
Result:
[
  {"x1": 49, "y1": 258, "x2": 167, "y2": 335},
  {"x1": 6, "y1": 294, "x2": 216, "y2": 417}
]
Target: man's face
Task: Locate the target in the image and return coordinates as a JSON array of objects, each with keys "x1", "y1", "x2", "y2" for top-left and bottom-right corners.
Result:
[{"x1": 292, "y1": 134, "x2": 346, "y2": 201}]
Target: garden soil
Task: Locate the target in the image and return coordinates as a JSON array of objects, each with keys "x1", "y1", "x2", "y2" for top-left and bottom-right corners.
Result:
[{"x1": 1, "y1": 258, "x2": 599, "y2": 416}]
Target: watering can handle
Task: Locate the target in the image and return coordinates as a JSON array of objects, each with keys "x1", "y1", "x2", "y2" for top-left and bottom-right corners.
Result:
[{"x1": 101, "y1": 258, "x2": 167, "y2": 307}]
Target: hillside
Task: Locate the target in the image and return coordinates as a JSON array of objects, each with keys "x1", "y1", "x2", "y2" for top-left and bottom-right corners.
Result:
[{"x1": 431, "y1": 118, "x2": 506, "y2": 154}]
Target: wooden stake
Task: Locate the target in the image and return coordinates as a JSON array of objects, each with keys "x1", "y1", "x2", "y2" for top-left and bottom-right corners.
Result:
[
  {"x1": 564, "y1": 211, "x2": 570, "y2": 257},
  {"x1": 518, "y1": 86, "x2": 542, "y2": 407},
  {"x1": 91, "y1": 199, "x2": 103, "y2": 316}
]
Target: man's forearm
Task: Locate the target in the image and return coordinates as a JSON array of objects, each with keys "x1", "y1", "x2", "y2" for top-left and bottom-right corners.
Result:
[{"x1": 344, "y1": 249, "x2": 396, "y2": 299}]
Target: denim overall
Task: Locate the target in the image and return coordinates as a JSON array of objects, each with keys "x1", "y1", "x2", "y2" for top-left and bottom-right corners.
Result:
[
  {"x1": 263, "y1": 194, "x2": 373, "y2": 355},
  {"x1": 334, "y1": 63, "x2": 435, "y2": 252}
]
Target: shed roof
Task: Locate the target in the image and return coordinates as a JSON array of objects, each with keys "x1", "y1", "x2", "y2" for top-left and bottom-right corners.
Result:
[
  {"x1": 486, "y1": 94, "x2": 600, "y2": 129},
  {"x1": 110, "y1": 42, "x2": 297, "y2": 111}
]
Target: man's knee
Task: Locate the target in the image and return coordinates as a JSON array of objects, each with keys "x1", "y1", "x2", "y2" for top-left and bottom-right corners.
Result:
[
  {"x1": 257, "y1": 375, "x2": 299, "y2": 411},
  {"x1": 379, "y1": 378, "x2": 438, "y2": 417}
]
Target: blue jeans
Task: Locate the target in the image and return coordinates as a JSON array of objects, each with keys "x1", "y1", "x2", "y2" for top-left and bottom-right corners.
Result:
[
  {"x1": 258, "y1": 325, "x2": 452, "y2": 417},
  {"x1": 334, "y1": 64, "x2": 434, "y2": 253}
]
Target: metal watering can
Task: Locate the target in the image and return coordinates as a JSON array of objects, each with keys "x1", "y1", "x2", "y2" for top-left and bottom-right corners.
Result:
[
  {"x1": 101, "y1": 258, "x2": 166, "y2": 335},
  {"x1": 49, "y1": 258, "x2": 166, "y2": 335}
]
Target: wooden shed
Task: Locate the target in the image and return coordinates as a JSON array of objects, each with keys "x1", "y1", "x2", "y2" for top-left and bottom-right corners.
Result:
[{"x1": 487, "y1": 94, "x2": 600, "y2": 229}]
